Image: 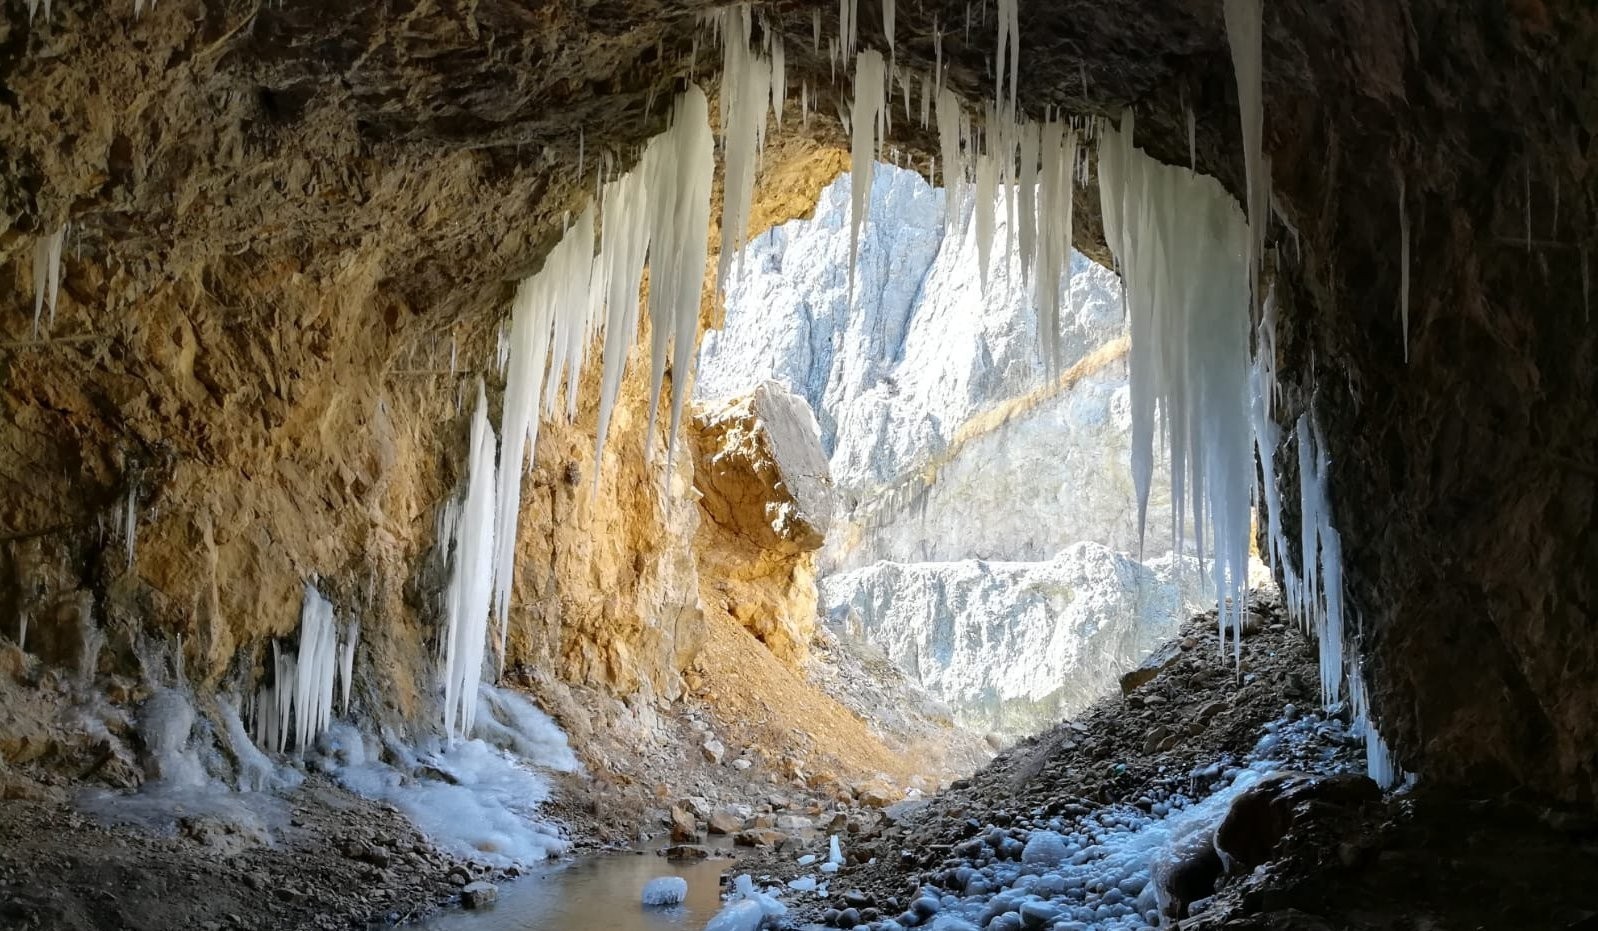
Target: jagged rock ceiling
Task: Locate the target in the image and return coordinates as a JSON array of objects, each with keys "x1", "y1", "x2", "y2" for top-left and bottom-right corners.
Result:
[{"x1": 3, "y1": 0, "x2": 1596, "y2": 801}]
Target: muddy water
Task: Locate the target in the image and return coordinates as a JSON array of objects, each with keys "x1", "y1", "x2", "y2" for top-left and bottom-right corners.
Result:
[{"x1": 418, "y1": 845, "x2": 735, "y2": 931}]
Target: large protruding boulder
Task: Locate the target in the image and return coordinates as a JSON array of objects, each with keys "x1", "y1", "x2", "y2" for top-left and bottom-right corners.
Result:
[{"x1": 691, "y1": 382, "x2": 835, "y2": 665}]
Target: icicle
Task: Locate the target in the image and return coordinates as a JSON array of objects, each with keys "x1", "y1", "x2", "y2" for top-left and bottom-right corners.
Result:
[
  {"x1": 1397, "y1": 168, "x2": 1410, "y2": 363},
  {"x1": 933, "y1": 20, "x2": 943, "y2": 94},
  {"x1": 812, "y1": 8, "x2": 821, "y2": 51},
  {"x1": 31, "y1": 225, "x2": 66, "y2": 338},
  {"x1": 715, "y1": 6, "x2": 773, "y2": 294},
  {"x1": 442, "y1": 382, "x2": 498, "y2": 742},
  {"x1": 848, "y1": 50, "x2": 888, "y2": 300},
  {"x1": 973, "y1": 152, "x2": 997, "y2": 293},
  {"x1": 1034, "y1": 119, "x2": 1077, "y2": 371},
  {"x1": 935, "y1": 87, "x2": 964, "y2": 231},
  {"x1": 1186, "y1": 103, "x2": 1196, "y2": 172},
  {"x1": 769, "y1": 33, "x2": 786, "y2": 129},
  {"x1": 919, "y1": 71, "x2": 933, "y2": 129},
  {"x1": 1017, "y1": 120, "x2": 1039, "y2": 284},
  {"x1": 1097, "y1": 111, "x2": 1253, "y2": 658},
  {"x1": 883, "y1": 0, "x2": 895, "y2": 52},
  {"x1": 123, "y1": 485, "x2": 138, "y2": 569},
  {"x1": 338, "y1": 620, "x2": 359, "y2": 716},
  {"x1": 643, "y1": 89, "x2": 715, "y2": 467},
  {"x1": 292, "y1": 584, "x2": 340, "y2": 755},
  {"x1": 1223, "y1": 0, "x2": 1266, "y2": 306},
  {"x1": 839, "y1": 0, "x2": 857, "y2": 59},
  {"x1": 994, "y1": 0, "x2": 1019, "y2": 111}
]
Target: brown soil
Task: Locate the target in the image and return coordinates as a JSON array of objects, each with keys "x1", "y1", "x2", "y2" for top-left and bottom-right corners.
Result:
[{"x1": 0, "y1": 776, "x2": 470, "y2": 931}]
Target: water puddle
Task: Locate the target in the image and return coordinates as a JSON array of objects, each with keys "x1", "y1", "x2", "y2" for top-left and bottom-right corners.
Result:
[{"x1": 418, "y1": 843, "x2": 736, "y2": 931}]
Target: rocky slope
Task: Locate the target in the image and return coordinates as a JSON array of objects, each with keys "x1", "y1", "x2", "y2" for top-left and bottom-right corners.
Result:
[{"x1": 823, "y1": 545, "x2": 1213, "y2": 737}]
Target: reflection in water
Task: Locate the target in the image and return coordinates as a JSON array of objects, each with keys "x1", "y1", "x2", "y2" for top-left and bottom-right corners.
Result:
[{"x1": 419, "y1": 846, "x2": 734, "y2": 931}]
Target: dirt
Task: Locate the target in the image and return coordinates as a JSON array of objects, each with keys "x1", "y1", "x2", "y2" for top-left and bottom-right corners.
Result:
[{"x1": 0, "y1": 776, "x2": 470, "y2": 931}]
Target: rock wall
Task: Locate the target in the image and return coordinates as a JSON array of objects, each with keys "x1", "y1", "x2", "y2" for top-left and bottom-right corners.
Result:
[
  {"x1": 689, "y1": 381, "x2": 834, "y2": 666},
  {"x1": 822, "y1": 544, "x2": 1214, "y2": 737}
]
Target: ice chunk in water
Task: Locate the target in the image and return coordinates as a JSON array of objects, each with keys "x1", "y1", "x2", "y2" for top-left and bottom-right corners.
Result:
[{"x1": 641, "y1": 876, "x2": 687, "y2": 906}]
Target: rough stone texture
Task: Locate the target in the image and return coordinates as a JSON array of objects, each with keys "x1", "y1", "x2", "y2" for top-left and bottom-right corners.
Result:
[
  {"x1": 821, "y1": 544, "x2": 1215, "y2": 737},
  {"x1": 690, "y1": 382, "x2": 834, "y2": 665}
]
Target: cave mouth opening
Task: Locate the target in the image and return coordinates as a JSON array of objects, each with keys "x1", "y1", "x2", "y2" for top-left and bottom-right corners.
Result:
[{"x1": 694, "y1": 157, "x2": 1258, "y2": 746}]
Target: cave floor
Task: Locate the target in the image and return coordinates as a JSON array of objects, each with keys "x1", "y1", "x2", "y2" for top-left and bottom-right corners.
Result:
[
  {"x1": 753, "y1": 599, "x2": 1598, "y2": 930},
  {"x1": 0, "y1": 775, "x2": 467, "y2": 931}
]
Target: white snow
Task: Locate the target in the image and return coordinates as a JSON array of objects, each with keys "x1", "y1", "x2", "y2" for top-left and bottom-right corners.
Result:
[{"x1": 642, "y1": 876, "x2": 689, "y2": 906}]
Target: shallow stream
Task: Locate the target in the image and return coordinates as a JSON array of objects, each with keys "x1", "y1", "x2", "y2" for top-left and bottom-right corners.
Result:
[{"x1": 418, "y1": 844, "x2": 735, "y2": 931}]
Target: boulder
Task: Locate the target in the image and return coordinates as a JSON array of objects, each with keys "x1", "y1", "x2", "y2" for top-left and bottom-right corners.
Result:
[{"x1": 460, "y1": 882, "x2": 498, "y2": 909}]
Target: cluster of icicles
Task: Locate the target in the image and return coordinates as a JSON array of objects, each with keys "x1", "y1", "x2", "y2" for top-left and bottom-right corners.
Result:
[
  {"x1": 415, "y1": 0, "x2": 1404, "y2": 787},
  {"x1": 246, "y1": 584, "x2": 359, "y2": 756}
]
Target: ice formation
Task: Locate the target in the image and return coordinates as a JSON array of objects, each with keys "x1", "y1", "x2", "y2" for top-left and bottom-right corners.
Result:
[
  {"x1": 994, "y1": 0, "x2": 1019, "y2": 110},
  {"x1": 1034, "y1": 119, "x2": 1079, "y2": 370},
  {"x1": 1223, "y1": 0, "x2": 1266, "y2": 301},
  {"x1": 641, "y1": 876, "x2": 688, "y2": 907},
  {"x1": 481, "y1": 88, "x2": 712, "y2": 717},
  {"x1": 122, "y1": 485, "x2": 138, "y2": 569},
  {"x1": 247, "y1": 584, "x2": 354, "y2": 754},
  {"x1": 440, "y1": 382, "x2": 499, "y2": 741},
  {"x1": 704, "y1": 874, "x2": 788, "y2": 930},
  {"x1": 291, "y1": 586, "x2": 340, "y2": 755},
  {"x1": 1096, "y1": 111, "x2": 1253, "y2": 655},
  {"x1": 848, "y1": 50, "x2": 888, "y2": 297},
  {"x1": 32, "y1": 224, "x2": 65, "y2": 337},
  {"x1": 1251, "y1": 293, "x2": 1402, "y2": 788},
  {"x1": 715, "y1": 6, "x2": 773, "y2": 294}
]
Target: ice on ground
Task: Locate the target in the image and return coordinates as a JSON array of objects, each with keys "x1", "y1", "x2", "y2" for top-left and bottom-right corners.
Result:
[{"x1": 642, "y1": 876, "x2": 688, "y2": 906}]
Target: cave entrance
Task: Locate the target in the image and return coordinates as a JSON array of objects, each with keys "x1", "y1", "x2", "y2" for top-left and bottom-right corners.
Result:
[{"x1": 695, "y1": 160, "x2": 1248, "y2": 744}]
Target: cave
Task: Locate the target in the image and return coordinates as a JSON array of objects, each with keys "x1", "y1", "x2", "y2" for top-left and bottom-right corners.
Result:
[{"x1": 2, "y1": 0, "x2": 1596, "y2": 928}]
